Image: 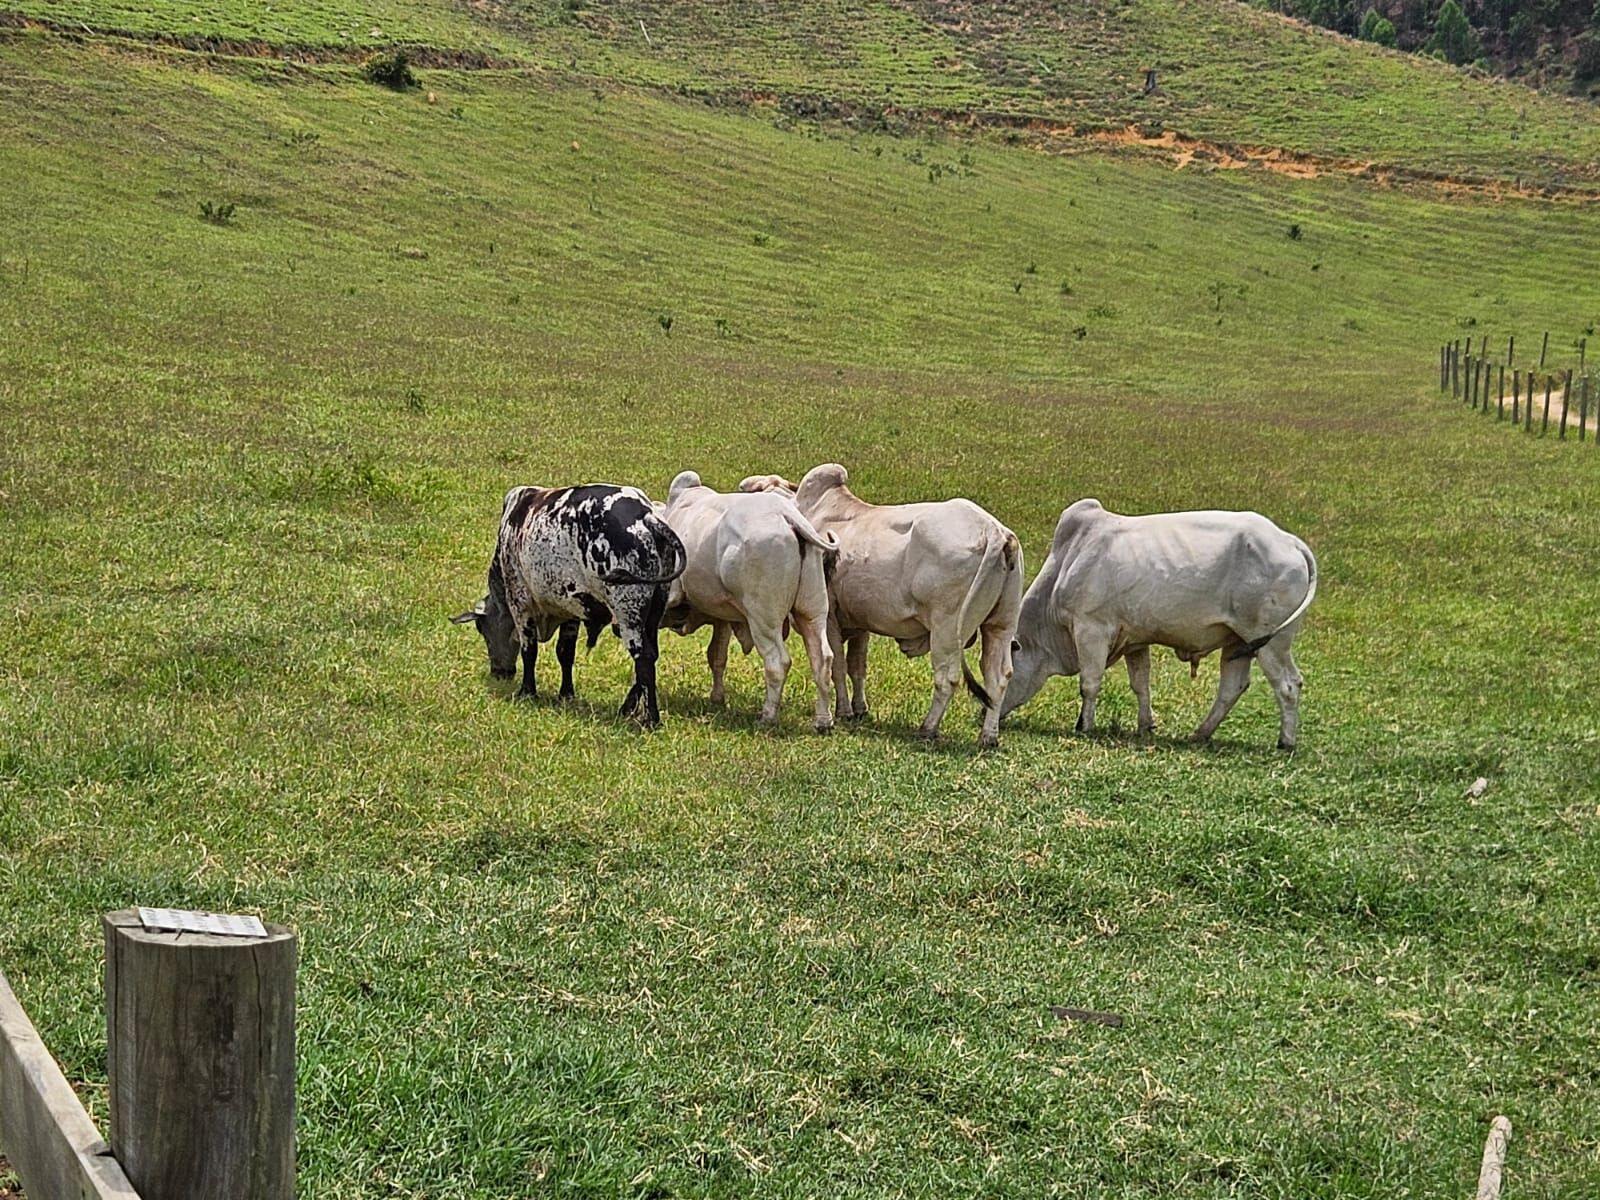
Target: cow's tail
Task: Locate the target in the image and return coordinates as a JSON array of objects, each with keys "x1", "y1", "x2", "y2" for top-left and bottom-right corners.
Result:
[
  {"x1": 781, "y1": 506, "x2": 840, "y2": 579},
  {"x1": 1237, "y1": 538, "x2": 1318, "y2": 657},
  {"x1": 601, "y1": 520, "x2": 688, "y2": 586},
  {"x1": 956, "y1": 529, "x2": 1020, "y2": 710}
]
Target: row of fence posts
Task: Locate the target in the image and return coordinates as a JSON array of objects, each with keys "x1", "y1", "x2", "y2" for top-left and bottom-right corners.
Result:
[{"x1": 1441, "y1": 336, "x2": 1594, "y2": 442}]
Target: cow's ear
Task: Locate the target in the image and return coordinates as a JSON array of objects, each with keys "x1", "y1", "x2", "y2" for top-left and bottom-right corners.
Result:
[{"x1": 450, "y1": 605, "x2": 484, "y2": 625}]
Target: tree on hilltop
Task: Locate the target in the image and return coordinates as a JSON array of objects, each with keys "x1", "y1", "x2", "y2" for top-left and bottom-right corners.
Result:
[
  {"x1": 1426, "y1": 0, "x2": 1482, "y2": 64},
  {"x1": 1359, "y1": 6, "x2": 1398, "y2": 45}
]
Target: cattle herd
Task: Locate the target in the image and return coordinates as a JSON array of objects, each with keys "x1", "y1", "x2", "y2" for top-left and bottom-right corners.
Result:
[{"x1": 453, "y1": 464, "x2": 1318, "y2": 749}]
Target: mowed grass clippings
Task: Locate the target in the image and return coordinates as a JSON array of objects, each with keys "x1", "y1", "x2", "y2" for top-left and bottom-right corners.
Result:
[{"x1": 1, "y1": 31, "x2": 1599, "y2": 1200}]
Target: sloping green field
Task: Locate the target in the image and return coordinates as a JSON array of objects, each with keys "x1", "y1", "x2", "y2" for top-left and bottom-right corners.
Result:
[
  {"x1": 2, "y1": 24, "x2": 1599, "y2": 1200},
  {"x1": 8, "y1": 0, "x2": 1600, "y2": 183}
]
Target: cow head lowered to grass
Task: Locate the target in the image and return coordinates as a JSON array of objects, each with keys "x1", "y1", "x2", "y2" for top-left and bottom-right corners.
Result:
[{"x1": 453, "y1": 483, "x2": 686, "y2": 727}]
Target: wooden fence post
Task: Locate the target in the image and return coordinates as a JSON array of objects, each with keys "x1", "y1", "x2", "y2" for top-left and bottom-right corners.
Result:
[
  {"x1": 1527, "y1": 378, "x2": 1537, "y2": 432},
  {"x1": 1497, "y1": 364, "x2": 1504, "y2": 418},
  {"x1": 1539, "y1": 330, "x2": 1549, "y2": 368},
  {"x1": 1560, "y1": 369, "x2": 1572, "y2": 439},
  {"x1": 1477, "y1": 1115, "x2": 1512, "y2": 1200},
  {"x1": 1512, "y1": 369, "x2": 1520, "y2": 423},
  {"x1": 1582, "y1": 375, "x2": 1591, "y2": 444},
  {"x1": 104, "y1": 911, "x2": 296, "y2": 1200},
  {"x1": 1542, "y1": 374, "x2": 1552, "y2": 434},
  {"x1": 0, "y1": 968, "x2": 140, "y2": 1200},
  {"x1": 1507, "y1": 334, "x2": 1515, "y2": 367},
  {"x1": 1480, "y1": 334, "x2": 1488, "y2": 358},
  {"x1": 1440, "y1": 344, "x2": 1447, "y2": 390}
]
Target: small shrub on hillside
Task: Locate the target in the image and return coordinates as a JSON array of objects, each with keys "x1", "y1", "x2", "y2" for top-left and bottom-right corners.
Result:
[
  {"x1": 1288, "y1": 222, "x2": 1303, "y2": 240},
  {"x1": 657, "y1": 313, "x2": 674, "y2": 335},
  {"x1": 287, "y1": 129, "x2": 320, "y2": 147},
  {"x1": 1059, "y1": 280, "x2": 1073, "y2": 295},
  {"x1": 363, "y1": 49, "x2": 418, "y2": 90},
  {"x1": 198, "y1": 200, "x2": 235, "y2": 226}
]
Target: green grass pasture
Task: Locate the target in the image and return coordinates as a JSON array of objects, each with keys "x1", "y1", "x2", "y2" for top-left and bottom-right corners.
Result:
[
  {"x1": 7, "y1": 0, "x2": 1600, "y2": 183},
  {"x1": 1, "y1": 32, "x2": 1599, "y2": 1199}
]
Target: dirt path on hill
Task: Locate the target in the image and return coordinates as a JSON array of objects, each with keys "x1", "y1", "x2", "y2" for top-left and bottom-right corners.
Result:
[{"x1": 5, "y1": 11, "x2": 1599, "y2": 201}]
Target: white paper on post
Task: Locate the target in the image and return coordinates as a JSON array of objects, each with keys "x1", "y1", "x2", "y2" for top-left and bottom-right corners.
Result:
[{"x1": 137, "y1": 907, "x2": 268, "y2": 938}]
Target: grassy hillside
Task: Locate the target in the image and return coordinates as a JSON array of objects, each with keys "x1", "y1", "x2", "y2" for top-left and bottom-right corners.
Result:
[
  {"x1": 3, "y1": 27, "x2": 1600, "y2": 1200},
  {"x1": 9, "y1": 0, "x2": 1600, "y2": 184}
]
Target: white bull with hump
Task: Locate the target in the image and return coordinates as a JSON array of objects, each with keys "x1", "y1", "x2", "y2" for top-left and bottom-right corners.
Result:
[
  {"x1": 661, "y1": 471, "x2": 838, "y2": 731},
  {"x1": 741, "y1": 463, "x2": 1023, "y2": 747},
  {"x1": 1001, "y1": 499, "x2": 1317, "y2": 748}
]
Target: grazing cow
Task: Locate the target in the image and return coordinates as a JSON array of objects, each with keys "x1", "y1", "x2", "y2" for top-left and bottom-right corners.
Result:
[
  {"x1": 660, "y1": 471, "x2": 838, "y2": 731},
  {"x1": 741, "y1": 464, "x2": 1023, "y2": 747},
  {"x1": 1001, "y1": 499, "x2": 1317, "y2": 748},
  {"x1": 452, "y1": 484, "x2": 686, "y2": 727}
]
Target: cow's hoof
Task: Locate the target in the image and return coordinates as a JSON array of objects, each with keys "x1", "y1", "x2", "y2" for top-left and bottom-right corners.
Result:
[
  {"x1": 557, "y1": 691, "x2": 576, "y2": 704},
  {"x1": 1189, "y1": 730, "x2": 1213, "y2": 744},
  {"x1": 844, "y1": 709, "x2": 868, "y2": 724},
  {"x1": 978, "y1": 732, "x2": 999, "y2": 750},
  {"x1": 814, "y1": 719, "x2": 834, "y2": 735},
  {"x1": 708, "y1": 693, "x2": 726, "y2": 707},
  {"x1": 916, "y1": 726, "x2": 940, "y2": 742},
  {"x1": 757, "y1": 714, "x2": 779, "y2": 730},
  {"x1": 1277, "y1": 738, "x2": 1296, "y2": 752},
  {"x1": 515, "y1": 688, "x2": 537, "y2": 702}
]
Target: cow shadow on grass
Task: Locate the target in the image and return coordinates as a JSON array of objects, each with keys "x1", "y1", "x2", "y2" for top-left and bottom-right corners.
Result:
[{"x1": 996, "y1": 711, "x2": 1287, "y2": 756}]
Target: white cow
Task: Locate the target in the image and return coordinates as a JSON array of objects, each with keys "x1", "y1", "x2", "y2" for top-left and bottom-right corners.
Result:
[
  {"x1": 741, "y1": 464, "x2": 1023, "y2": 747},
  {"x1": 1002, "y1": 499, "x2": 1317, "y2": 748},
  {"x1": 661, "y1": 471, "x2": 838, "y2": 731}
]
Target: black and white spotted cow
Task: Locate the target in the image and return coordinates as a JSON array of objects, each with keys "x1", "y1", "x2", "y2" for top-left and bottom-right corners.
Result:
[{"x1": 453, "y1": 484, "x2": 687, "y2": 726}]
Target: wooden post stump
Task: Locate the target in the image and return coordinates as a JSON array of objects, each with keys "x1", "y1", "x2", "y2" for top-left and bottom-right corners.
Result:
[
  {"x1": 1497, "y1": 364, "x2": 1504, "y2": 418},
  {"x1": 1560, "y1": 369, "x2": 1572, "y2": 439},
  {"x1": 1477, "y1": 1115, "x2": 1512, "y2": 1200},
  {"x1": 103, "y1": 911, "x2": 296, "y2": 1200}
]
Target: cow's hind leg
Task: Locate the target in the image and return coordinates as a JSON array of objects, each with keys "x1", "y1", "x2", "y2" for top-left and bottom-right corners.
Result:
[
  {"x1": 918, "y1": 627, "x2": 964, "y2": 741},
  {"x1": 1255, "y1": 637, "x2": 1303, "y2": 750},
  {"x1": 1193, "y1": 649, "x2": 1252, "y2": 743},
  {"x1": 791, "y1": 613, "x2": 835, "y2": 733},
  {"x1": 706, "y1": 622, "x2": 732, "y2": 706},
  {"x1": 614, "y1": 585, "x2": 666, "y2": 727},
  {"x1": 748, "y1": 619, "x2": 792, "y2": 728},
  {"x1": 556, "y1": 621, "x2": 578, "y2": 701},
  {"x1": 1125, "y1": 647, "x2": 1154, "y2": 735},
  {"x1": 975, "y1": 624, "x2": 1016, "y2": 748},
  {"x1": 846, "y1": 634, "x2": 869, "y2": 720},
  {"x1": 826, "y1": 617, "x2": 852, "y2": 722}
]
